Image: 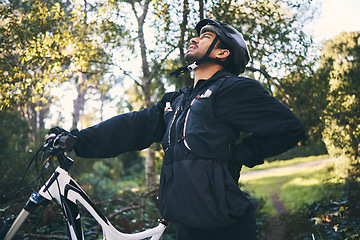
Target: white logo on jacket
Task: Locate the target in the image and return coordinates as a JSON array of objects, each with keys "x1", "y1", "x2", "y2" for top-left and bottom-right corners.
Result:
[
  {"x1": 200, "y1": 89, "x2": 212, "y2": 98},
  {"x1": 164, "y1": 102, "x2": 173, "y2": 112}
]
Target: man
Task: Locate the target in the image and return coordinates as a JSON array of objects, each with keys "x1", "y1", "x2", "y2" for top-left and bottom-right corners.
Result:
[{"x1": 65, "y1": 19, "x2": 304, "y2": 239}]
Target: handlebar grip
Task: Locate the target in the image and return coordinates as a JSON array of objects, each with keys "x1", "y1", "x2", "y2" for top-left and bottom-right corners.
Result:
[{"x1": 59, "y1": 135, "x2": 76, "y2": 149}]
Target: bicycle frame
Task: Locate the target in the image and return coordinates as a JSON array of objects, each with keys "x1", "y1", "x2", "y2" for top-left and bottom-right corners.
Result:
[{"x1": 4, "y1": 153, "x2": 167, "y2": 240}]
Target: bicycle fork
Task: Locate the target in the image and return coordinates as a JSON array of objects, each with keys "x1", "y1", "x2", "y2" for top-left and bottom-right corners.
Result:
[{"x1": 3, "y1": 192, "x2": 50, "y2": 240}]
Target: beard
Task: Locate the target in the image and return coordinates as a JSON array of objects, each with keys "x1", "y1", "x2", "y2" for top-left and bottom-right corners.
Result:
[
  {"x1": 184, "y1": 52, "x2": 196, "y2": 64},
  {"x1": 184, "y1": 48, "x2": 204, "y2": 64}
]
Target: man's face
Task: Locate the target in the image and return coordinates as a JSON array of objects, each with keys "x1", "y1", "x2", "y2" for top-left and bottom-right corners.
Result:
[{"x1": 184, "y1": 28, "x2": 218, "y2": 64}]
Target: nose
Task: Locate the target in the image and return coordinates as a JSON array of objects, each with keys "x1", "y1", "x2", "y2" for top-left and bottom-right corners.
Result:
[{"x1": 190, "y1": 37, "x2": 199, "y2": 44}]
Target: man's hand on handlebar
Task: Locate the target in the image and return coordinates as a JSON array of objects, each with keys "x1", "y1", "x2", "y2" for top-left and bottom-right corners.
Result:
[
  {"x1": 45, "y1": 126, "x2": 69, "y2": 139},
  {"x1": 45, "y1": 127, "x2": 77, "y2": 153}
]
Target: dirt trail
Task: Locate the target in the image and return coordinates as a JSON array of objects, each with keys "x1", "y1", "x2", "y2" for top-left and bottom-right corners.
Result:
[
  {"x1": 261, "y1": 192, "x2": 290, "y2": 240},
  {"x1": 243, "y1": 157, "x2": 336, "y2": 240}
]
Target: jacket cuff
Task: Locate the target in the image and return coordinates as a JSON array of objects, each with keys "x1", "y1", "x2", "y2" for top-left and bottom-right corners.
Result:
[{"x1": 233, "y1": 143, "x2": 264, "y2": 168}]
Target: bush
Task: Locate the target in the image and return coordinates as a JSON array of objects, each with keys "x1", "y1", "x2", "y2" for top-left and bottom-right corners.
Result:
[
  {"x1": 283, "y1": 179, "x2": 360, "y2": 240},
  {"x1": 0, "y1": 111, "x2": 30, "y2": 205},
  {"x1": 266, "y1": 141, "x2": 327, "y2": 162},
  {"x1": 321, "y1": 32, "x2": 360, "y2": 177}
]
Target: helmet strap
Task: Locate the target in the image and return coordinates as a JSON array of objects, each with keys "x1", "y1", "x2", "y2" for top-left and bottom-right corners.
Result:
[{"x1": 171, "y1": 35, "x2": 222, "y2": 78}]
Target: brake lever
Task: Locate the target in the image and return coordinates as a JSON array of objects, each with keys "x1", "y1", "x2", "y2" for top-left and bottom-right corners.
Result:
[
  {"x1": 41, "y1": 133, "x2": 77, "y2": 155},
  {"x1": 42, "y1": 133, "x2": 56, "y2": 149}
]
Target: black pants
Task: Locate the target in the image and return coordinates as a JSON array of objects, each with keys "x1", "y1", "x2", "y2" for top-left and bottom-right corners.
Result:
[{"x1": 176, "y1": 210, "x2": 258, "y2": 240}]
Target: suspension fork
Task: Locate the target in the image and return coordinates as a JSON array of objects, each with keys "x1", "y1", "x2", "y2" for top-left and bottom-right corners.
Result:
[{"x1": 4, "y1": 192, "x2": 50, "y2": 240}]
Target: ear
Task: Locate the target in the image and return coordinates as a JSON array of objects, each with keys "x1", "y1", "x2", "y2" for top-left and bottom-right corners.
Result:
[{"x1": 215, "y1": 49, "x2": 230, "y2": 61}]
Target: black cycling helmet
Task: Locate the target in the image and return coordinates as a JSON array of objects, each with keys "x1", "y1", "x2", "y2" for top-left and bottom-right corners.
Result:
[
  {"x1": 170, "y1": 19, "x2": 250, "y2": 77},
  {"x1": 195, "y1": 19, "x2": 250, "y2": 75}
]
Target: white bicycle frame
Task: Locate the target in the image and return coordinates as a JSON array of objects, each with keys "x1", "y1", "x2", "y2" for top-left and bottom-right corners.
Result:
[{"x1": 4, "y1": 155, "x2": 167, "y2": 240}]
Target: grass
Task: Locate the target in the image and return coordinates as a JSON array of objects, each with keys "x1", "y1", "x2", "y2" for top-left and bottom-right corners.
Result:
[
  {"x1": 240, "y1": 155, "x2": 350, "y2": 216},
  {"x1": 241, "y1": 154, "x2": 330, "y2": 172}
]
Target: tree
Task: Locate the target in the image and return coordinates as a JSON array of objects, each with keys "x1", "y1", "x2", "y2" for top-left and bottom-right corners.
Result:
[
  {"x1": 209, "y1": 0, "x2": 316, "y2": 88},
  {"x1": 0, "y1": 0, "x2": 111, "y2": 136},
  {"x1": 68, "y1": 2, "x2": 111, "y2": 130},
  {"x1": 95, "y1": 0, "x2": 183, "y2": 188},
  {"x1": 320, "y1": 32, "x2": 360, "y2": 175},
  {"x1": 0, "y1": 1, "x2": 72, "y2": 111},
  {"x1": 276, "y1": 62, "x2": 329, "y2": 148},
  {"x1": 0, "y1": 1, "x2": 79, "y2": 141}
]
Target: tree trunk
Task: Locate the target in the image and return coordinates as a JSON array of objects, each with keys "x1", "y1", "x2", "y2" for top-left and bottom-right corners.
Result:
[
  {"x1": 179, "y1": 0, "x2": 192, "y2": 87},
  {"x1": 39, "y1": 100, "x2": 47, "y2": 130},
  {"x1": 72, "y1": 72, "x2": 87, "y2": 130},
  {"x1": 100, "y1": 92, "x2": 105, "y2": 122},
  {"x1": 199, "y1": 0, "x2": 204, "y2": 20},
  {"x1": 27, "y1": 103, "x2": 37, "y2": 141},
  {"x1": 145, "y1": 144, "x2": 157, "y2": 188},
  {"x1": 130, "y1": 0, "x2": 157, "y2": 188},
  {"x1": 142, "y1": 76, "x2": 156, "y2": 188}
]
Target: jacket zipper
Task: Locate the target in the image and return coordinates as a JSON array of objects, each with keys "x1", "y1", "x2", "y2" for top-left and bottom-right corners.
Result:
[
  {"x1": 183, "y1": 98, "x2": 197, "y2": 151},
  {"x1": 165, "y1": 105, "x2": 181, "y2": 152}
]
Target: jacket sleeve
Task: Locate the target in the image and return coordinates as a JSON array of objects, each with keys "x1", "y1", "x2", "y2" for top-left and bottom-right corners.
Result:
[
  {"x1": 215, "y1": 78, "x2": 305, "y2": 168},
  {"x1": 72, "y1": 98, "x2": 167, "y2": 158}
]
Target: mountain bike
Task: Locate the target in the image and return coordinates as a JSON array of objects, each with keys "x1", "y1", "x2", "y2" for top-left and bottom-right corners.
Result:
[{"x1": 0, "y1": 131, "x2": 167, "y2": 240}]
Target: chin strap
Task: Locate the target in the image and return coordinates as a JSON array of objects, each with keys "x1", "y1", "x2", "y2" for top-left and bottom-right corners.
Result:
[{"x1": 170, "y1": 35, "x2": 221, "y2": 78}]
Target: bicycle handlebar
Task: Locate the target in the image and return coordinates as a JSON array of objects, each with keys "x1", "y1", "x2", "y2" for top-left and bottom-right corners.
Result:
[
  {"x1": 43, "y1": 132, "x2": 77, "y2": 154},
  {"x1": 42, "y1": 131, "x2": 77, "y2": 171},
  {"x1": 58, "y1": 134, "x2": 76, "y2": 149}
]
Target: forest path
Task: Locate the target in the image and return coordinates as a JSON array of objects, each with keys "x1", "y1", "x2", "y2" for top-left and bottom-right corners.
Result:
[{"x1": 242, "y1": 157, "x2": 336, "y2": 240}]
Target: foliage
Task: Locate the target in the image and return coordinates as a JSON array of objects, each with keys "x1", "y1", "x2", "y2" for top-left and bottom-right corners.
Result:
[
  {"x1": 320, "y1": 32, "x2": 360, "y2": 173},
  {"x1": 209, "y1": 0, "x2": 316, "y2": 84},
  {"x1": 276, "y1": 62, "x2": 330, "y2": 145},
  {"x1": 243, "y1": 151, "x2": 359, "y2": 240},
  {"x1": 76, "y1": 151, "x2": 145, "y2": 201},
  {"x1": 266, "y1": 142, "x2": 327, "y2": 162},
  {"x1": 0, "y1": 0, "x2": 73, "y2": 110},
  {"x1": 94, "y1": 0, "x2": 173, "y2": 103},
  {"x1": 249, "y1": 193, "x2": 269, "y2": 239},
  {"x1": 0, "y1": 0, "x2": 111, "y2": 137},
  {"x1": 283, "y1": 179, "x2": 360, "y2": 240},
  {"x1": 151, "y1": 0, "x2": 205, "y2": 88},
  {"x1": 0, "y1": 111, "x2": 30, "y2": 204}
]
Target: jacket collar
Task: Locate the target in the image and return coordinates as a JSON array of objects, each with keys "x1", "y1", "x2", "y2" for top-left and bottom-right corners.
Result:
[{"x1": 180, "y1": 70, "x2": 234, "y2": 96}]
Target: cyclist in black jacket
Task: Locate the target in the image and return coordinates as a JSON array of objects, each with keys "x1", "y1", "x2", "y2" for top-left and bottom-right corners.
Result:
[{"x1": 69, "y1": 19, "x2": 305, "y2": 240}]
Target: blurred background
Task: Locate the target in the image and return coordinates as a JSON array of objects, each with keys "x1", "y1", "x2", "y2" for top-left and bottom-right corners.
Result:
[{"x1": 1, "y1": 0, "x2": 359, "y2": 239}]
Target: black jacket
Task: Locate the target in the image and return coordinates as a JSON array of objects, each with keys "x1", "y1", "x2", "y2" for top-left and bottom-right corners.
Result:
[{"x1": 73, "y1": 70, "x2": 304, "y2": 228}]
